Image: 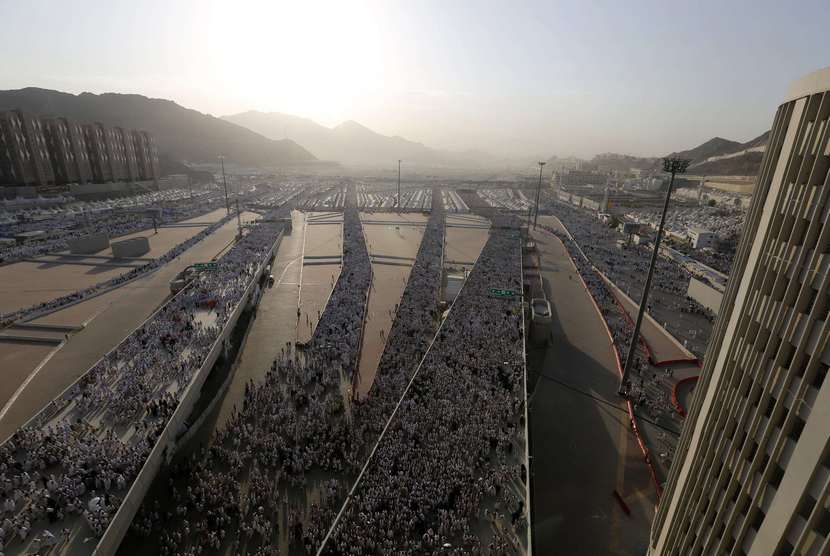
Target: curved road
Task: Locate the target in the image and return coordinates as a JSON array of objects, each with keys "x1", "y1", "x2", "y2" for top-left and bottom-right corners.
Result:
[{"x1": 528, "y1": 226, "x2": 656, "y2": 555}]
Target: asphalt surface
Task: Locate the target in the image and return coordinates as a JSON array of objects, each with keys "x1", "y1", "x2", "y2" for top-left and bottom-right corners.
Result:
[
  {"x1": 528, "y1": 229, "x2": 655, "y2": 556},
  {"x1": 0, "y1": 213, "x2": 258, "y2": 440}
]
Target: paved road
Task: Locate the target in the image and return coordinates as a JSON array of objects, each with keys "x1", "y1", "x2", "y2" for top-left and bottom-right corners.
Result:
[
  {"x1": 0, "y1": 209, "x2": 235, "y2": 315},
  {"x1": 0, "y1": 215, "x2": 255, "y2": 440},
  {"x1": 528, "y1": 229, "x2": 655, "y2": 555},
  {"x1": 214, "y1": 210, "x2": 307, "y2": 427}
]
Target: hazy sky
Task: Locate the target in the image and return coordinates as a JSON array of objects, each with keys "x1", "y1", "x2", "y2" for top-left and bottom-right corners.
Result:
[{"x1": 1, "y1": 0, "x2": 828, "y2": 159}]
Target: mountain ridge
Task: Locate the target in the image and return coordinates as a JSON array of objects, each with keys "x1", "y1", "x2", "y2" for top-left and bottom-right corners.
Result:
[
  {"x1": 222, "y1": 110, "x2": 492, "y2": 167},
  {"x1": 557, "y1": 131, "x2": 771, "y2": 176}
]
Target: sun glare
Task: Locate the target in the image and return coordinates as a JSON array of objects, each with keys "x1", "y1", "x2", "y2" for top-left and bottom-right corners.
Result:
[{"x1": 204, "y1": 0, "x2": 388, "y2": 122}]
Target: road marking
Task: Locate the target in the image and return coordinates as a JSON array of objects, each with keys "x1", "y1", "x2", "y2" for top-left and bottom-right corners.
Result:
[{"x1": 0, "y1": 339, "x2": 66, "y2": 424}]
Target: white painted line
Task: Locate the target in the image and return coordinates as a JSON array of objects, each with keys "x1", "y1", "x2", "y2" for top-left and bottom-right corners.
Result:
[{"x1": 0, "y1": 339, "x2": 66, "y2": 424}]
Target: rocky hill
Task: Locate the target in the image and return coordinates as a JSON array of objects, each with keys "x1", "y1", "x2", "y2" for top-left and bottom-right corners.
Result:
[{"x1": 580, "y1": 131, "x2": 770, "y2": 176}]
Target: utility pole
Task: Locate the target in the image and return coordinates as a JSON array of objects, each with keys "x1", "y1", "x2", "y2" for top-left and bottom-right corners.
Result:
[
  {"x1": 188, "y1": 173, "x2": 193, "y2": 200},
  {"x1": 236, "y1": 197, "x2": 242, "y2": 237},
  {"x1": 619, "y1": 157, "x2": 690, "y2": 394},
  {"x1": 397, "y1": 159, "x2": 401, "y2": 210},
  {"x1": 219, "y1": 155, "x2": 230, "y2": 215},
  {"x1": 533, "y1": 161, "x2": 546, "y2": 229}
]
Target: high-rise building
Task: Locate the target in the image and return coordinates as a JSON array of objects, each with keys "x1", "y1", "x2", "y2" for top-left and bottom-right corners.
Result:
[
  {"x1": 113, "y1": 126, "x2": 140, "y2": 181},
  {"x1": 43, "y1": 116, "x2": 92, "y2": 184},
  {"x1": 650, "y1": 67, "x2": 830, "y2": 555},
  {"x1": 0, "y1": 109, "x2": 55, "y2": 187},
  {"x1": 105, "y1": 126, "x2": 126, "y2": 181},
  {"x1": 0, "y1": 110, "x2": 159, "y2": 189},
  {"x1": 83, "y1": 122, "x2": 114, "y2": 183},
  {"x1": 132, "y1": 129, "x2": 160, "y2": 182}
]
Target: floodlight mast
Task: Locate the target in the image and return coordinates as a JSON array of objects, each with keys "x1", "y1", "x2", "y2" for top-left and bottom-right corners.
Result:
[
  {"x1": 533, "y1": 161, "x2": 546, "y2": 229},
  {"x1": 219, "y1": 155, "x2": 230, "y2": 215},
  {"x1": 619, "y1": 157, "x2": 690, "y2": 395}
]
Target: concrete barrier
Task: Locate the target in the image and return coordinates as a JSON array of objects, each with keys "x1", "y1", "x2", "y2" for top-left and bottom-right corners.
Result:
[
  {"x1": 687, "y1": 276, "x2": 723, "y2": 315},
  {"x1": 93, "y1": 230, "x2": 283, "y2": 555},
  {"x1": 68, "y1": 232, "x2": 110, "y2": 254},
  {"x1": 112, "y1": 236, "x2": 150, "y2": 258}
]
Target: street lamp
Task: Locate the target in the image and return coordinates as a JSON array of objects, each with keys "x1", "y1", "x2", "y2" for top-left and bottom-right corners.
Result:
[
  {"x1": 533, "y1": 161, "x2": 546, "y2": 229},
  {"x1": 397, "y1": 159, "x2": 401, "y2": 210},
  {"x1": 219, "y1": 155, "x2": 230, "y2": 215},
  {"x1": 619, "y1": 157, "x2": 690, "y2": 395}
]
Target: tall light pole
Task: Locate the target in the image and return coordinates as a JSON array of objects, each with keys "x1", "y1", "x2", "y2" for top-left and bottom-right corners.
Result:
[
  {"x1": 397, "y1": 159, "x2": 401, "y2": 211},
  {"x1": 219, "y1": 155, "x2": 230, "y2": 215},
  {"x1": 533, "y1": 161, "x2": 546, "y2": 229},
  {"x1": 619, "y1": 157, "x2": 690, "y2": 394},
  {"x1": 235, "y1": 196, "x2": 242, "y2": 237}
]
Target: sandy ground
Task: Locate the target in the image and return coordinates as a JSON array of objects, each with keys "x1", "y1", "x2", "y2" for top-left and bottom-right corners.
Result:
[
  {"x1": 355, "y1": 213, "x2": 426, "y2": 396},
  {"x1": 444, "y1": 214, "x2": 489, "y2": 272},
  {"x1": 297, "y1": 213, "x2": 342, "y2": 344}
]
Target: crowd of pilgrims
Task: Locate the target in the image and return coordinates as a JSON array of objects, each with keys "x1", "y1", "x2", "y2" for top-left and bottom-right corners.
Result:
[
  {"x1": 0, "y1": 215, "x2": 284, "y2": 554},
  {"x1": 0, "y1": 201, "x2": 237, "y2": 328},
  {"x1": 133, "y1": 203, "x2": 526, "y2": 555},
  {"x1": 551, "y1": 203, "x2": 714, "y2": 358},
  {"x1": 0, "y1": 192, "x2": 224, "y2": 265},
  {"x1": 541, "y1": 224, "x2": 682, "y2": 436},
  {"x1": 325, "y1": 224, "x2": 528, "y2": 555},
  {"x1": 309, "y1": 208, "x2": 372, "y2": 378}
]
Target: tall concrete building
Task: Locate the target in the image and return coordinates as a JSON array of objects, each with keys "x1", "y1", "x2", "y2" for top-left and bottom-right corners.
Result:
[
  {"x1": 83, "y1": 122, "x2": 114, "y2": 183},
  {"x1": 43, "y1": 116, "x2": 92, "y2": 184},
  {"x1": 0, "y1": 110, "x2": 159, "y2": 189},
  {"x1": 113, "y1": 126, "x2": 140, "y2": 181},
  {"x1": 132, "y1": 129, "x2": 160, "y2": 181},
  {"x1": 0, "y1": 109, "x2": 55, "y2": 187},
  {"x1": 650, "y1": 67, "x2": 830, "y2": 555}
]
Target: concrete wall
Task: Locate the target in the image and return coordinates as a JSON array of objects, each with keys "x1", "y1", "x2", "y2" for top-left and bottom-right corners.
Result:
[
  {"x1": 687, "y1": 277, "x2": 723, "y2": 315},
  {"x1": 111, "y1": 236, "x2": 150, "y2": 258},
  {"x1": 69, "y1": 182, "x2": 130, "y2": 195},
  {"x1": 68, "y1": 232, "x2": 110, "y2": 254},
  {"x1": 93, "y1": 230, "x2": 283, "y2": 555}
]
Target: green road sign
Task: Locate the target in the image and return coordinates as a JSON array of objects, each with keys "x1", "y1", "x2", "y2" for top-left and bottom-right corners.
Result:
[
  {"x1": 194, "y1": 262, "x2": 218, "y2": 271},
  {"x1": 490, "y1": 288, "x2": 518, "y2": 297}
]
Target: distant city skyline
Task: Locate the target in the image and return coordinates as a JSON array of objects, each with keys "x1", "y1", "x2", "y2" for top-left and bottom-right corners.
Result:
[{"x1": 1, "y1": 0, "x2": 828, "y2": 159}]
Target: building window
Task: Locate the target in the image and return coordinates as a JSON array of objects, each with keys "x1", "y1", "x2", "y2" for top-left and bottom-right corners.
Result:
[
  {"x1": 770, "y1": 464, "x2": 785, "y2": 488},
  {"x1": 812, "y1": 363, "x2": 828, "y2": 390},
  {"x1": 789, "y1": 416, "x2": 806, "y2": 442}
]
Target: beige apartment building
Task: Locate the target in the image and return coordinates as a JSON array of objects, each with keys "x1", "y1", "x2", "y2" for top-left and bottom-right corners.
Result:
[
  {"x1": 0, "y1": 110, "x2": 159, "y2": 189},
  {"x1": 649, "y1": 67, "x2": 830, "y2": 555},
  {"x1": 0, "y1": 109, "x2": 55, "y2": 187}
]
